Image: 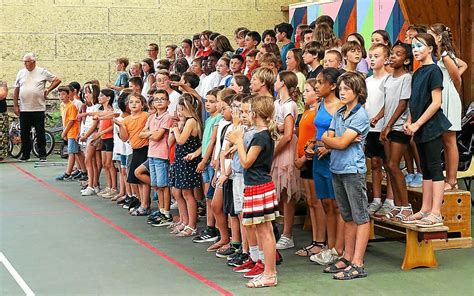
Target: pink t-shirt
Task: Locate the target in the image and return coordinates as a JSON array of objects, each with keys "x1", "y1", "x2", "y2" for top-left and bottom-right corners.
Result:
[{"x1": 146, "y1": 111, "x2": 172, "y2": 159}]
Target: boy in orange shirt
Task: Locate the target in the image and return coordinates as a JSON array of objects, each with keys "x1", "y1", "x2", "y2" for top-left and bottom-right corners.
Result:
[{"x1": 56, "y1": 86, "x2": 81, "y2": 181}]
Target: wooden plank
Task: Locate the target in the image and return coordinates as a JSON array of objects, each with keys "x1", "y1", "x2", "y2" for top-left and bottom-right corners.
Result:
[
  {"x1": 372, "y1": 216, "x2": 449, "y2": 233},
  {"x1": 433, "y1": 237, "x2": 473, "y2": 250}
]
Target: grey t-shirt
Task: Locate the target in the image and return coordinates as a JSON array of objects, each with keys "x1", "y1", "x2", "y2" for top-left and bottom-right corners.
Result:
[
  {"x1": 14, "y1": 67, "x2": 56, "y2": 112},
  {"x1": 381, "y1": 73, "x2": 412, "y2": 132}
]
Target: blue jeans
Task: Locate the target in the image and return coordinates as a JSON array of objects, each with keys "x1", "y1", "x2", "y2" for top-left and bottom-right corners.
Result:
[{"x1": 149, "y1": 157, "x2": 169, "y2": 187}]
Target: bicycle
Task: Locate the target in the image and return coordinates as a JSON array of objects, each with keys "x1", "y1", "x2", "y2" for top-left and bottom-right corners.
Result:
[{"x1": 7, "y1": 114, "x2": 55, "y2": 158}]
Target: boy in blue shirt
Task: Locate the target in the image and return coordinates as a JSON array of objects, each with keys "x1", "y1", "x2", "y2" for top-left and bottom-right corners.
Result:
[
  {"x1": 322, "y1": 72, "x2": 370, "y2": 280},
  {"x1": 274, "y1": 22, "x2": 294, "y2": 70}
]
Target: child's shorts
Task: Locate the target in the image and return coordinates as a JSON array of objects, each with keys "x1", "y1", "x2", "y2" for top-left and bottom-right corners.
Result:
[
  {"x1": 365, "y1": 132, "x2": 385, "y2": 160},
  {"x1": 127, "y1": 146, "x2": 148, "y2": 184},
  {"x1": 119, "y1": 154, "x2": 128, "y2": 168},
  {"x1": 223, "y1": 179, "x2": 237, "y2": 217},
  {"x1": 332, "y1": 173, "x2": 369, "y2": 225},
  {"x1": 388, "y1": 130, "x2": 411, "y2": 145},
  {"x1": 113, "y1": 152, "x2": 121, "y2": 162},
  {"x1": 232, "y1": 172, "x2": 244, "y2": 214},
  {"x1": 67, "y1": 138, "x2": 80, "y2": 154},
  {"x1": 149, "y1": 157, "x2": 169, "y2": 188},
  {"x1": 206, "y1": 183, "x2": 215, "y2": 200},
  {"x1": 201, "y1": 163, "x2": 214, "y2": 184},
  {"x1": 101, "y1": 138, "x2": 114, "y2": 152},
  {"x1": 312, "y1": 154, "x2": 335, "y2": 199}
]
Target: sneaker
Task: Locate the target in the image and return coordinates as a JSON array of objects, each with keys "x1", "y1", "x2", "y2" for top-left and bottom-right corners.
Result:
[
  {"x1": 56, "y1": 173, "x2": 72, "y2": 181},
  {"x1": 409, "y1": 172, "x2": 423, "y2": 188},
  {"x1": 233, "y1": 258, "x2": 255, "y2": 273},
  {"x1": 97, "y1": 187, "x2": 110, "y2": 197},
  {"x1": 19, "y1": 155, "x2": 30, "y2": 162},
  {"x1": 78, "y1": 173, "x2": 88, "y2": 181},
  {"x1": 125, "y1": 197, "x2": 140, "y2": 210},
  {"x1": 130, "y1": 206, "x2": 151, "y2": 216},
  {"x1": 151, "y1": 215, "x2": 173, "y2": 227},
  {"x1": 102, "y1": 188, "x2": 118, "y2": 199},
  {"x1": 310, "y1": 248, "x2": 341, "y2": 265},
  {"x1": 228, "y1": 252, "x2": 249, "y2": 267},
  {"x1": 404, "y1": 173, "x2": 415, "y2": 185},
  {"x1": 147, "y1": 211, "x2": 163, "y2": 224},
  {"x1": 367, "y1": 200, "x2": 382, "y2": 216},
  {"x1": 71, "y1": 170, "x2": 81, "y2": 179},
  {"x1": 81, "y1": 186, "x2": 96, "y2": 196},
  {"x1": 216, "y1": 243, "x2": 239, "y2": 259},
  {"x1": 122, "y1": 196, "x2": 137, "y2": 209},
  {"x1": 276, "y1": 235, "x2": 295, "y2": 250},
  {"x1": 227, "y1": 248, "x2": 242, "y2": 261},
  {"x1": 39, "y1": 157, "x2": 47, "y2": 162},
  {"x1": 192, "y1": 227, "x2": 219, "y2": 243},
  {"x1": 170, "y1": 201, "x2": 178, "y2": 210},
  {"x1": 374, "y1": 201, "x2": 394, "y2": 217},
  {"x1": 117, "y1": 195, "x2": 130, "y2": 206},
  {"x1": 243, "y1": 260, "x2": 264, "y2": 278}
]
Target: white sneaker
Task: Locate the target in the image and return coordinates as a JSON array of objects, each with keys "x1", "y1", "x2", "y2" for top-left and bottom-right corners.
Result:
[
  {"x1": 276, "y1": 235, "x2": 295, "y2": 250},
  {"x1": 367, "y1": 200, "x2": 382, "y2": 215},
  {"x1": 102, "y1": 188, "x2": 117, "y2": 199},
  {"x1": 81, "y1": 186, "x2": 96, "y2": 196},
  {"x1": 97, "y1": 187, "x2": 110, "y2": 197},
  {"x1": 170, "y1": 201, "x2": 178, "y2": 210},
  {"x1": 310, "y1": 247, "x2": 341, "y2": 265}
]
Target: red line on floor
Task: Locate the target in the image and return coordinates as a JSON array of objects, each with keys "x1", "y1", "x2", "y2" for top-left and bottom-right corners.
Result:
[{"x1": 10, "y1": 163, "x2": 233, "y2": 296}]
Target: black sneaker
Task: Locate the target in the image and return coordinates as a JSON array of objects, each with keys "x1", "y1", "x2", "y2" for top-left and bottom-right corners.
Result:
[
  {"x1": 122, "y1": 196, "x2": 138, "y2": 209},
  {"x1": 125, "y1": 197, "x2": 140, "y2": 210},
  {"x1": 227, "y1": 247, "x2": 242, "y2": 261},
  {"x1": 117, "y1": 195, "x2": 130, "y2": 206},
  {"x1": 192, "y1": 227, "x2": 219, "y2": 243},
  {"x1": 19, "y1": 155, "x2": 30, "y2": 162},
  {"x1": 56, "y1": 173, "x2": 72, "y2": 181},
  {"x1": 39, "y1": 157, "x2": 47, "y2": 162},
  {"x1": 151, "y1": 215, "x2": 173, "y2": 227},
  {"x1": 71, "y1": 171, "x2": 84, "y2": 180},
  {"x1": 216, "y1": 243, "x2": 239, "y2": 258},
  {"x1": 228, "y1": 252, "x2": 249, "y2": 267},
  {"x1": 147, "y1": 211, "x2": 163, "y2": 224},
  {"x1": 71, "y1": 170, "x2": 81, "y2": 178}
]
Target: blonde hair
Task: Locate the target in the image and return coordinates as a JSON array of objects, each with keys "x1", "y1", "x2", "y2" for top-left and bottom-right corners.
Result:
[
  {"x1": 178, "y1": 92, "x2": 203, "y2": 139},
  {"x1": 250, "y1": 95, "x2": 278, "y2": 140},
  {"x1": 216, "y1": 88, "x2": 236, "y2": 101},
  {"x1": 252, "y1": 67, "x2": 276, "y2": 95}
]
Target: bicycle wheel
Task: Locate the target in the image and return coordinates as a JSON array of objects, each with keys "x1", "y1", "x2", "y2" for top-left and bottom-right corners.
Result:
[
  {"x1": 8, "y1": 138, "x2": 22, "y2": 158},
  {"x1": 33, "y1": 131, "x2": 55, "y2": 157}
]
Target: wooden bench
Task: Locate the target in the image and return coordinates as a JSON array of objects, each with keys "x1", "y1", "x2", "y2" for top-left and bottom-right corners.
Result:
[{"x1": 370, "y1": 216, "x2": 449, "y2": 270}]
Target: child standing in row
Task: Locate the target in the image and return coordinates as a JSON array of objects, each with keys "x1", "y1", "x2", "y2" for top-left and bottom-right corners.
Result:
[
  {"x1": 227, "y1": 96, "x2": 279, "y2": 288},
  {"x1": 323, "y1": 72, "x2": 370, "y2": 280},
  {"x1": 403, "y1": 34, "x2": 451, "y2": 227}
]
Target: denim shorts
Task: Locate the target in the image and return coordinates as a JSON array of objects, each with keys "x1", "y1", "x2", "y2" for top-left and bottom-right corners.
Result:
[
  {"x1": 201, "y1": 163, "x2": 214, "y2": 184},
  {"x1": 67, "y1": 138, "x2": 80, "y2": 154},
  {"x1": 332, "y1": 173, "x2": 369, "y2": 225},
  {"x1": 119, "y1": 154, "x2": 127, "y2": 168},
  {"x1": 149, "y1": 157, "x2": 169, "y2": 187}
]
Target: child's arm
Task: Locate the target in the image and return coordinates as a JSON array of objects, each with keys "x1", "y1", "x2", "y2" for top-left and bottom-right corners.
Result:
[
  {"x1": 227, "y1": 127, "x2": 261, "y2": 169},
  {"x1": 442, "y1": 54, "x2": 462, "y2": 93},
  {"x1": 114, "y1": 118, "x2": 129, "y2": 141},
  {"x1": 405, "y1": 87, "x2": 443, "y2": 135},
  {"x1": 93, "y1": 125, "x2": 113, "y2": 140},
  {"x1": 168, "y1": 129, "x2": 176, "y2": 146},
  {"x1": 456, "y1": 58, "x2": 468, "y2": 76},
  {"x1": 274, "y1": 114, "x2": 294, "y2": 156},
  {"x1": 197, "y1": 126, "x2": 218, "y2": 172},
  {"x1": 370, "y1": 106, "x2": 384, "y2": 127},
  {"x1": 322, "y1": 129, "x2": 360, "y2": 150},
  {"x1": 61, "y1": 120, "x2": 74, "y2": 140},
  {"x1": 172, "y1": 118, "x2": 195, "y2": 145},
  {"x1": 149, "y1": 128, "x2": 167, "y2": 141},
  {"x1": 79, "y1": 119, "x2": 98, "y2": 142},
  {"x1": 380, "y1": 100, "x2": 407, "y2": 142}
]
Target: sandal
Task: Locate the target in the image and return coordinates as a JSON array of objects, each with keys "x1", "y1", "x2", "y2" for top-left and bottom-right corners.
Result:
[
  {"x1": 416, "y1": 213, "x2": 443, "y2": 228},
  {"x1": 323, "y1": 257, "x2": 352, "y2": 273},
  {"x1": 295, "y1": 241, "x2": 325, "y2": 257},
  {"x1": 402, "y1": 211, "x2": 429, "y2": 224},
  {"x1": 207, "y1": 241, "x2": 229, "y2": 252},
  {"x1": 384, "y1": 206, "x2": 401, "y2": 220},
  {"x1": 170, "y1": 223, "x2": 185, "y2": 234},
  {"x1": 333, "y1": 264, "x2": 367, "y2": 280},
  {"x1": 176, "y1": 225, "x2": 197, "y2": 237},
  {"x1": 246, "y1": 273, "x2": 278, "y2": 288},
  {"x1": 392, "y1": 205, "x2": 413, "y2": 222}
]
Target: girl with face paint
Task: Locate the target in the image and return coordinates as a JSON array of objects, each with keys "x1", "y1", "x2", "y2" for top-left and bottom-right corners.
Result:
[{"x1": 402, "y1": 33, "x2": 451, "y2": 228}]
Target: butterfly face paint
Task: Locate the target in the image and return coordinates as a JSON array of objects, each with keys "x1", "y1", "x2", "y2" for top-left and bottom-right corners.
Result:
[{"x1": 411, "y1": 38, "x2": 430, "y2": 62}]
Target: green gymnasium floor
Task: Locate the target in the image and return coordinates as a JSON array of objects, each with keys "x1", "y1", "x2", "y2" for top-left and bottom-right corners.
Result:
[{"x1": 1, "y1": 158, "x2": 473, "y2": 296}]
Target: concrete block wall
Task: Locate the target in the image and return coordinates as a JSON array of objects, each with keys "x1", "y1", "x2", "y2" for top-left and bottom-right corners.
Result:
[{"x1": 1, "y1": 0, "x2": 297, "y2": 88}]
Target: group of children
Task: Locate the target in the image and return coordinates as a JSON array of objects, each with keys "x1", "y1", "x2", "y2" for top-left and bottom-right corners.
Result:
[{"x1": 53, "y1": 16, "x2": 467, "y2": 287}]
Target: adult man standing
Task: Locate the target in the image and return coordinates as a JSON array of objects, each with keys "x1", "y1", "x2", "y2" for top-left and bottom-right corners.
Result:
[
  {"x1": 13, "y1": 53, "x2": 61, "y2": 161},
  {"x1": 147, "y1": 43, "x2": 160, "y2": 70}
]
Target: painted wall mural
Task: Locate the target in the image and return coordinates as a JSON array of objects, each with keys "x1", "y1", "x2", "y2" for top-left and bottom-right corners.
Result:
[{"x1": 289, "y1": 0, "x2": 409, "y2": 49}]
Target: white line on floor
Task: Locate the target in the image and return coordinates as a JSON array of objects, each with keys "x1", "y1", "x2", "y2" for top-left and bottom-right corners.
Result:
[{"x1": 0, "y1": 252, "x2": 35, "y2": 296}]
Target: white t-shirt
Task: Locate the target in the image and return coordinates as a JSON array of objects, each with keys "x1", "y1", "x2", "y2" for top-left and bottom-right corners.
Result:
[
  {"x1": 195, "y1": 73, "x2": 207, "y2": 98},
  {"x1": 381, "y1": 73, "x2": 412, "y2": 132},
  {"x1": 113, "y1": 114, "x2": 132, "y2": 156},
  {"x1": 168, "y1": 90, "x2": 180, "y2": 116},
  {"x1": 198, "y1": 71, "x2": 223, "y2": 98},
  {"x1": 81, "y1": 104, "x2": 101, "y2": 135},
  {"x1": 365, "y1": 74, "x2": 388, "y2": 132},
  {"x1": 213, "y1": 119, "x2": 230, "y2": 161},
  {"x1": 14, "y1": 67, "x2": 56, "y2": 112}
]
